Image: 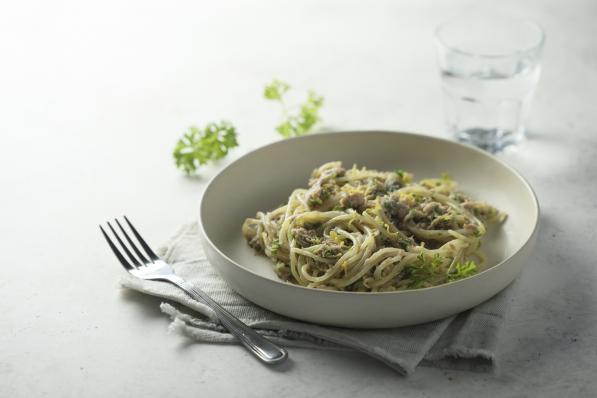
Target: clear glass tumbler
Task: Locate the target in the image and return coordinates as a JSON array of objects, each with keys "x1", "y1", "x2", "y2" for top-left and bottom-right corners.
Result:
[{"x1": 435, "y1": 15, "x2": 545, "y2": 152}]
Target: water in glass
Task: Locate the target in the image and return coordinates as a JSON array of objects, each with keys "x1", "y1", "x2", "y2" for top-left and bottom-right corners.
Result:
[
  {"x1": 435, "y1": 15, "x2": 545, "y2": 152},
  {"x1": 441, "y1": 63, "x2": 541, "y2": 151}
]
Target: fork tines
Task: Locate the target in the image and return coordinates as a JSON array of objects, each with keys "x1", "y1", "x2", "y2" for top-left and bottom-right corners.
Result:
[{"x1": 99, "y1": 216, "x2": 158, "y2": 271}]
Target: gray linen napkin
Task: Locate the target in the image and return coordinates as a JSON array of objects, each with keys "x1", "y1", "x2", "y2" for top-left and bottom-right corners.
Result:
[{"x1": 120, "y1": 222, "x2": 516, "y2": 375}]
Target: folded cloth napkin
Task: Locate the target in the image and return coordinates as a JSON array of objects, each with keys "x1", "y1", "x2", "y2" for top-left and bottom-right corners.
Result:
[{"x1": 120, "y1": 222, "x2": 516, "y2": 375}]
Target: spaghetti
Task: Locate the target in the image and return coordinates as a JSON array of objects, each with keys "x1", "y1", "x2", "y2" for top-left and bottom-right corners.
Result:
[{"x1": 242, "y1": 162, "x2": 506, "y2": 292}]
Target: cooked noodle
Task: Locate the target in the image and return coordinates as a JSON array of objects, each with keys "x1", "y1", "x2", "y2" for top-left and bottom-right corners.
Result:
[{"x1": 242, "y1": 162, "x2": 506, "y2": 292}]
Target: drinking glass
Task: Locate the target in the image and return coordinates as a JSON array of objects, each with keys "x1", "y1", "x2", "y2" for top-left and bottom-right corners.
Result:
[{"x1": 435, "y1": 15, "x2": 545, "y2": 152}]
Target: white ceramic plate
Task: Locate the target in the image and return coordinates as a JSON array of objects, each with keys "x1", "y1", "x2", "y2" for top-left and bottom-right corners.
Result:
[{"x1": 199, "y1": 131, "x2": 539, "y2": 328}]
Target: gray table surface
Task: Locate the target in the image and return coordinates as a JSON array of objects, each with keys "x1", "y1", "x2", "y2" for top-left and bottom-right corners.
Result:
[{"x1": 1, "y1": 0, "x2": 596, "y2": 396}]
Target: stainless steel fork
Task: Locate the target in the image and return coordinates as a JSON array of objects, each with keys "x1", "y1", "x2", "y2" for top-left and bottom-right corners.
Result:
[{"x1": 100, "y1": 216, "x2": 288, "y2": 365}]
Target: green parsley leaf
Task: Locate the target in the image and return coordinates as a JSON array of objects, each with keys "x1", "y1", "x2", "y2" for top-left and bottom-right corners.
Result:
[
  {"x1": 406, "y1": 253, "x2": 444, "y2": 288},
  {"x1": 264, "y1": 79, "x2": 290, "y2": 101},
  {"x1": 264, "y1": 79, "x2": 324, "y2": 138},
  {"x1": 172, "y1": 121, "x2": 238, "y2": 176},
  {"x1": 448, "y1": 261, "x2": 478, "y2": 282}
]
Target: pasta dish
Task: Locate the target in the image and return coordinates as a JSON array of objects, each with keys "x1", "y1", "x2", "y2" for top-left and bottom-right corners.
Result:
[{"x1": 242, "y1": 162, "x2": 506, "y2": 292}]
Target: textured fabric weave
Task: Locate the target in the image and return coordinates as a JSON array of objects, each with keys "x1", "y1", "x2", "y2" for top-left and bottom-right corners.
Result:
[{"x1": 120, "y1": 222, "x2": 515, "y2": 375}]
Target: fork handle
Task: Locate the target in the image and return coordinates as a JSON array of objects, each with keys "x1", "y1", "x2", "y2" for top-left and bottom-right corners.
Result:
[{"x1": 169, "y1": 278, "x2": 288, "y2": 365}]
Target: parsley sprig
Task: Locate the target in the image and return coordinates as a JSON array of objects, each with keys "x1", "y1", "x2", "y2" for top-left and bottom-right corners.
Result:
[
  {"x1": 172, "y1": 80, "x2": 325, "y2": 175},
  {"x1": 406, "y1": 253, "x2": 444, "y2": 288},
  {"x1": 448, "y1": 260, "x2": 478, "y2": 282},
  {"x1": 264, "y1": 79, "x2": 324, "y2": 138},
  {"x1": 172, "y1": 121, "x2": 238, "y2": 176},
  {"x1": 402, "y1": 253, "x2": 478, "y2": 288}
]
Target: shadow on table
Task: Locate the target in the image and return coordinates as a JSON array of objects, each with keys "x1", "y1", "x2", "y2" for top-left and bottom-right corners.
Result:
[
  {"x1": 497, "y1": 211, "x2": 596, "y2": 382},
  {"x1": 118, "y1": 287, "x2": 296, "y2": 372}
]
